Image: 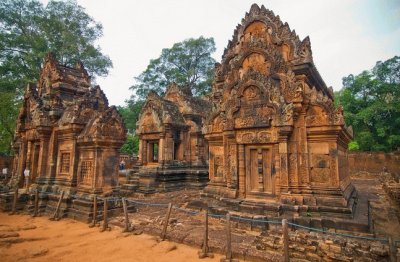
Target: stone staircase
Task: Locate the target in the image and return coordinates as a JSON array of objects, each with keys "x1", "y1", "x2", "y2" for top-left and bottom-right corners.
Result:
[{"x1": 119, "y1": 168, "x2": 139, "y2": 195}]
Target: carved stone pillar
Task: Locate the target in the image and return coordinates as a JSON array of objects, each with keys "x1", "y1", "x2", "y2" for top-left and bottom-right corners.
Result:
[
  {"x1": 142, "y1": 140, "x2": 148, "y2": 165},
  {"x1": 37, "y1": 137, "x2": 49, "y2": 178},
  {"x1": 223, "y1": 135, "x2": 230, "y2": 187},
  {"x1": 298, "y1": 111, "x2": 310, "y2": 186},
  {"x1": 238, "y1": 144, "x2": 245, "y2": 197},
  {"x1": 230, "y1": 143, "x2": 238, "y2": 189},
  {"x1": 46, "y1": 130, "x2": 58, "y2": 178},
  {"x1": 165, "y1": 133, "x2": 173, "y2": 161},
  {"x1": 26, "y1": 141, "x2": 32, "y2": 172},
  {"x1": 138, "y1": 139, "x2": 143, "y2": 164},
  {"x1": 16, "y1": 141, "x2": 27, "y2": 187},
  {"x1": 278, "y1": 127, "x2": 292, "y2": 193},
  {"x1": 159, "y1": 137, "x2": 164, "y2": 162}
]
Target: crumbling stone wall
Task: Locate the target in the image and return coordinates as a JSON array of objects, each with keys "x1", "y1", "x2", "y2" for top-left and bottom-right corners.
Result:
[
  {"x1": 267, "y1": 230, "x2": 390, "y2": 262},
  {"x1": 348, "y1": 152, "x2": 400, "y2": 175}
]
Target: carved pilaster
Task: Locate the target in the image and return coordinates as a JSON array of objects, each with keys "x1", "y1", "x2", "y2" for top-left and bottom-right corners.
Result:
[
  {"x1": 37, "y1": 136, "x2": 49, "y2": 178},
  {"x1": 238, "y1": 144, "x2": 245, "y2": 197},
  {"x1": 137, "y1": 139, "x2": 143, "y2": 165},
  {"x1": 159, "y1": 137, "x2": 164, "y2": 162}
]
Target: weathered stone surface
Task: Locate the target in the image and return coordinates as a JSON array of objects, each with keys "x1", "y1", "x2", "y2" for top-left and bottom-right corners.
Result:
[
  {"x1": 203, "y1": 3, "x2": 354, "y2": 219},
  {"x1": 133, "y1": 83, "x2": 211, "y2": 193},
  {"x1": 110, "y1": 190, "x2": 392, "y2": 262},
  {"x1": 1, "y1": 53, "x2": 126, "y2": 219},
  {"x1": 10, "y1": 53, "x2": 126, "y2": 195}
]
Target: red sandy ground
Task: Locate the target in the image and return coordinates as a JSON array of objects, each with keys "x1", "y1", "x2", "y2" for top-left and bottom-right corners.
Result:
[{"x1": 0, "y1": 212, "x2": 223, "y2": 262}]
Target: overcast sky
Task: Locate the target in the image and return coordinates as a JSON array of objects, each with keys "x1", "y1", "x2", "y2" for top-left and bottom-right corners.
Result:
[{"x1": 42, "y1": 0, "x2": 400, "y2": 106}]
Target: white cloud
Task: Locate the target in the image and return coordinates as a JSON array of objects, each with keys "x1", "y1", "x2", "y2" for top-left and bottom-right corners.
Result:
[{"x1": 39, "y1": 0, "x2": 400, "y2": 105}]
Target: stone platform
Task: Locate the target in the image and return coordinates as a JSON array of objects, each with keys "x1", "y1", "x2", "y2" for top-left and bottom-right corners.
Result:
[
  {"x1": 119, "y1": 166, "x2": 209, "y2": 195},
  {"x1": 196, "y1": 179, "x2": 373, "y2": 233}
]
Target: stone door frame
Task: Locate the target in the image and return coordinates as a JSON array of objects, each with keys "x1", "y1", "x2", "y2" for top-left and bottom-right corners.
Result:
[{"x1": 244, "y1": 144, "x2": 276, "y2": 198}]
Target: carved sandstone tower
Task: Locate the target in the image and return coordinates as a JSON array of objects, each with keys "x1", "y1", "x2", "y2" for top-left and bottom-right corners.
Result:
[
  {"x1": 135, "y1": 83, "x2": 211, "y2": 193},
  {"x1": 11, "y1": 53, "x2": 126, "y2": 197},
  {"x1": 203, "y1": 4, "x2": 354, "y2": 217}
]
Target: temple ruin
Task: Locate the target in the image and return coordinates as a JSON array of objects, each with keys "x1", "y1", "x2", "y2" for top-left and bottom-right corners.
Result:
[
  {"x1": 133, "y1": 83, "x2": 211, "y2": 193},
  {"x1": 202, "y1": 4, "x2": 355, "y2": 219},
  {"x1": 3, "y1": 53, "x2": 126, "y2": 218}
]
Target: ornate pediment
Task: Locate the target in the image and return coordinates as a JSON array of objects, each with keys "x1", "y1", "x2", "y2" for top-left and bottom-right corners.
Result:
[
  {"x1": 79, "y1": 106, "x2": 126, "y2": 141},
  {"x1": 204, "y1": 4, "x2": 332, "y2": 136},
  {"x1": 37, "y1": 53, "x2": 91, "y2": 97},
  {"x1": 137, "y1": 108, "x2": 163, "y2": 134},
  {"x1": 221, "y1": 4, "x2": 312, "y2": 68}
]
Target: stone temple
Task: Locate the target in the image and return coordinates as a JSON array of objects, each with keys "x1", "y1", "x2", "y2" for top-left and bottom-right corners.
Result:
[
  {"x1": 1, "y1": 4, "x2": 358, "y2": 227},
  {"x1": 133, "y1": 83, "x2": 211, "y2": 193},
  {"x1": 5, "y1": 53, "x2": 126, "y2": 219},
  {"x1": 202, "y1": 4, "x2": 355, "y2": 220}
]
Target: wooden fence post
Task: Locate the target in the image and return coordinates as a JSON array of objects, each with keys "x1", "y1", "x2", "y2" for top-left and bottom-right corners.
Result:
[
  {"x1": 50, "y1": 191, "x2": 64, "y2": 221},
  {"x1": 101, "y1": 198, "x2": 110, "y2": 232},
  {"x1": 32, "y1": 190, "x2": 39, "y2": 217},
  {"x1": 282, "y1": 219, "x2": 290, "y2": 262},
  {"x1": 122, "y1": 198, "x2": 132, "y2": 232},
  {"x1": 161, "y1": 203, "x2": 172, "y2": 240},
  {"x1": 221, "y1": 213, "x2": 238, "y2": 262},
  {"x1": 388, "y1": 236, "x2": 396, "y2": 262},
  {"x1": 9, "y1": 188, "x2": 18, "y2": 215},
  {"x1": 198, "y1": 209, "x2": 213, "y2": 258},
  {"x1": 89, "y1": 195, "x2": 97, "y2": 228}
]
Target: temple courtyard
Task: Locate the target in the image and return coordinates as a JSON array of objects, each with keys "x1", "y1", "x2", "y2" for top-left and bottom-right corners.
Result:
[
  {"x1": 0, "y1": 212, "x2": 222, "y2": 262},
  {"x1": 0, "y1": 171, "x2": 398, "y2": 261}
]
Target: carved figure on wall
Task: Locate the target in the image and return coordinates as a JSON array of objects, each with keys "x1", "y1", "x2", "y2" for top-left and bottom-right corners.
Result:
[{"x1": 203, "y1": 4, "x2": 354, "y2": 218}]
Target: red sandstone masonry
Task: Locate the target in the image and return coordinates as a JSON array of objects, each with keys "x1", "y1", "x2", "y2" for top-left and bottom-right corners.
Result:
[{"x1": 348, "y1": 152, "x2": 400, "y2": 175}]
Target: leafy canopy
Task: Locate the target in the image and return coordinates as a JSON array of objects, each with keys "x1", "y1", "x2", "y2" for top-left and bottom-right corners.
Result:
[
  {"x1": 0, "y1": 0, "x2": 112, "y2": 155},
  {"x1": 119, "y1": 36, "x2": 216, "y2": 155},
  {"x1": 130, "y1": 36, "x2": 216, "y2": 100},
  {"x1": 120, "y1": 134, "x2": 139, "y2": 156},
  {"x1": 336, "y1": 55, "x2": 400, "y2": 152}
]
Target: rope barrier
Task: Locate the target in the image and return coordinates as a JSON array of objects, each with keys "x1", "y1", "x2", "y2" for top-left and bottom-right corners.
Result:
[
  {"x1": 124, "y1": 198, "x2": 390, "y2": 242},
  {"x1": 172, "y1": 206, "x2": 200, "y2": 215},
  {"x1": 6, "y1": 190, "x2": 393, "y2": 243},
  {"x1": 208, "y1": 213, "x2": 225, "y2": 219},
  {"x1": 229, "y1": 215, "x2": 282, "y2": 225},
  {"x1": 126, "y1": 199, "x2": 169, "y2": 208},
  {"x1": 287, "y1": 222, "x2": 388, "y2": 242}
]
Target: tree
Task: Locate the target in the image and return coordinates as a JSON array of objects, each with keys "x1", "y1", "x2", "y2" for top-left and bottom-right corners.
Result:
[
  {"x1": 120, "y1": 134, "x2": 139, "y2": 155},
  {"x1": 122, "y1": 37, "x2": 216, "y2": 155},
  {"x1": 336, "y1": 56, "x2": 400, "y2": 152},
  {"x1": 117, "y1": 100, "x2": 144, "y2": 134},
  {"x1": 0, "y1": 0, "x2": 112, "y2": 155},
  {"x1": 130, "y1": 36, "x2": 216, "y2": 100},
  {"x1": 0, "y1": 93, "x2": 20, "y2": 156},
  {"x1": 117, "y1": 103, "x2": 143, "y2": 156}
]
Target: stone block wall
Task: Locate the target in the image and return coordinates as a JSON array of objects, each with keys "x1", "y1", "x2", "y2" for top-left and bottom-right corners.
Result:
[
  {"x1": 252, "y1": 228, "x2": 391, "y2": 262},
  {"x1": 348, "y1": 152, "x2": 400, "y2": 175}
]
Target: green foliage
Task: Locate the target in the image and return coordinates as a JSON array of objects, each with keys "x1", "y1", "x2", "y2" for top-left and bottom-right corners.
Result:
[
  {"x1": 348, "y1": 141, "x2": 360, "y2": 151},
  {"x1": 123, "y1": 36, "x2": 216, "y2": 147},
  {"x1": 336, "y1": 56, "x2": 400, "y2": 152},
  {"x1": 117, "y1": 103, "x2": 142, "y2": 156},
  {"x1": 130, "y1": 36, "x2": 216, "y2": 100},
  {"x1": 120, "y1": 134, "x2": 139, "y2": 155},
  {"x1": 117, "y1": 101, "x2": 144, "y2": 134},
  {"x1": 0, "y1": 0, "x2": 112, "y2": 155},
  {"x1": 0, "y1": 92, "x2": 20, "y2": 156}
]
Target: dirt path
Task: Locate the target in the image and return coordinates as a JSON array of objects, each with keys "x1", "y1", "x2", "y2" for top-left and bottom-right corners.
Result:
[{"x1": 0, "y1": 212, "x2": 223, "y2": 262}]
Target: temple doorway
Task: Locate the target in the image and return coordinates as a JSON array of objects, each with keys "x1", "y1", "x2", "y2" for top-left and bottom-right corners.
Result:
[
  {"x1": 147, "y1": 141, "x2": 159, "y2": 163},
  {"x1": 245, "y1": 145, "x2": 275, "y2": 197}
]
